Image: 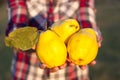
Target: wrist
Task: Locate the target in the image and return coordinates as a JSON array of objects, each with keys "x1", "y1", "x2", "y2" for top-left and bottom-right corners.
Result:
[{"x1": 93, "y1": 27, "x2": 103, "y2": 46}]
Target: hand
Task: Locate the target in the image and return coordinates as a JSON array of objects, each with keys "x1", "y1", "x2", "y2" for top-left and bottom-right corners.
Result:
[
  {"x1": 39, "y1": 63, "x2": 67, "y2": 72},
  {"x1": 97, "y1": 35, "x2": 103, "y2": 48},
  {"x1": 94, "y1": 27, "x2": 103, "y2": 48},
  {"x1": 67, "y1": 58, "x2": 96, "y2": 70},
  {"x1": 79, "y1": 60, "x2": 96, "y2": 70},
  {"x1": 32, "y1": 45, "x2": 36, "y2": 50}
]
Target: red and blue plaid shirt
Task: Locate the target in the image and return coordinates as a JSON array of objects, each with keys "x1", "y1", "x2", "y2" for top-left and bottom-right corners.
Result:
[{"x1": 6, "y1": 0, "x2": 100, "y2": 80}]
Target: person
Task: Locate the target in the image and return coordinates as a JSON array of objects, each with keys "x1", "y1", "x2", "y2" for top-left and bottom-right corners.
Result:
[{"x1": 5, "y1": 0, "x2": 102, "y2": 80}]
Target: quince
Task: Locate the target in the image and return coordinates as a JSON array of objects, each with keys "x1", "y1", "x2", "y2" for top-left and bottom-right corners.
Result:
[
  {"x1": 67, "y1": 28, "x2": 98, "y2": 65},
  {"x1": 50, "y1": 19, "x2": 80, "y2": 43},
  {"x1": 36, "y1": 30, "x2": 67, "y2": 68}
]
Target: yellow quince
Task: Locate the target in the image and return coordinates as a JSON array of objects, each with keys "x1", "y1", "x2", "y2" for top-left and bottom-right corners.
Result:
[
  {"x1": 36, "y1": 30, "x2": 67, "y2": 68},
  {"x1": 50, "y1": 19, "x2": 80, "y2": 43},
  {"x1": 67, "y1": 28, "x2": 98, "y2": 65}
]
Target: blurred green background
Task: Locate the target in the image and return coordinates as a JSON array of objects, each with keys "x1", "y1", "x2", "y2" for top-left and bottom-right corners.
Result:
[{"x1": 0, "y1": 0, "x2": 120, "y2": 80}]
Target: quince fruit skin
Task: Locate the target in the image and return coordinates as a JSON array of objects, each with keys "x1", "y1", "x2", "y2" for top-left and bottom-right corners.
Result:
[
  {"x1": 36, "y1": 30, "x2": 67, "y2": 68},
  {"x1": 50, "y1": 19, "x2": 80, "y2": 43},
  {"x1": 67, "y1": 28, "x2": 98, "y2": 65}
]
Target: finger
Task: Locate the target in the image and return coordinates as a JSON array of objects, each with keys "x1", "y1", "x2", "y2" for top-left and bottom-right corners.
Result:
[
  {"x1": 79, "y1": 65, "x2": 87, "y2": 70},
  {"x1": 89, "y1": 60, "x2": 96, "y2": 66},
  {"x1": 98, "y1": 42, "x2": 101, "y2": 48},
  {"x1": 39, "y1": 63, "x2": 47, "y2": 69},
  {"x1": 59, "y1": 63, "x2": 67, "y2": 69},
  {"x1": 97, "y1": 36, "x2": 102, "y2": 48},
  {"x1": 50, "y1": 67, "x2": 59, "y2": 72},
  {"x1": 66, "y1": 58, "x2": 71, "y2": 62},
  {"x1": 69, "y1": 62, "x2": 75, "y2": 66},
  {"x1": 66, "y1": 58, "x2": 75, "y2": 66},
  {"x1": 32, "y1": 45, "x2": 36, "y2": 50}
]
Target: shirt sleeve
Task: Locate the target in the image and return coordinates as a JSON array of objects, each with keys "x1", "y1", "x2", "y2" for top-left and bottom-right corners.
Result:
[
  {"x1": 6, "y1": 0, "x2": 28, "y2": 36},
  {"x1": 77, "y1": 0, "x2": 102, "y2": 42},
  {"x1": 77, "y1": 0, "x2": 96, "y2": 28}
]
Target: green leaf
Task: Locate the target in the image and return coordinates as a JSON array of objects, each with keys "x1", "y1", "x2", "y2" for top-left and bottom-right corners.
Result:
[{"x1": 5, "y1": 27, "x2": 39, "y2": 51}]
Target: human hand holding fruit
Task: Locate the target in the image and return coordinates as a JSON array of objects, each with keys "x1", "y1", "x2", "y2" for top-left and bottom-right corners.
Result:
[
  {"x1": 5, "y1": 19, "x2": 102, "y2": 72},
  {"x1": 35, "y1": 19, "x2": 80, "y2": 72},
  {"x1": 36, "y1": 19, "x2": 100, "y2": 71},
  {"x1": 66, "y1": 28, "x2": 102, "y2": 70}
]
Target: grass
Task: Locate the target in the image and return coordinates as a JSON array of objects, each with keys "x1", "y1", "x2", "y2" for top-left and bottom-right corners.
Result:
[
  {"x1": 89, "y1": 1, "x2": 120, "y2": 80},
  {"x1": 0, "y1": 0, "x2": 120, "y2": 80},
  {"x1": 0, "y1": 3, "x2": 13, "y2": 80}
]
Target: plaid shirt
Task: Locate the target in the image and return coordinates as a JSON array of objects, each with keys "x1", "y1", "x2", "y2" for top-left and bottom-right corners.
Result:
[{"x1": 6, "y1": 0, "x2": 99, "y2": 80}]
